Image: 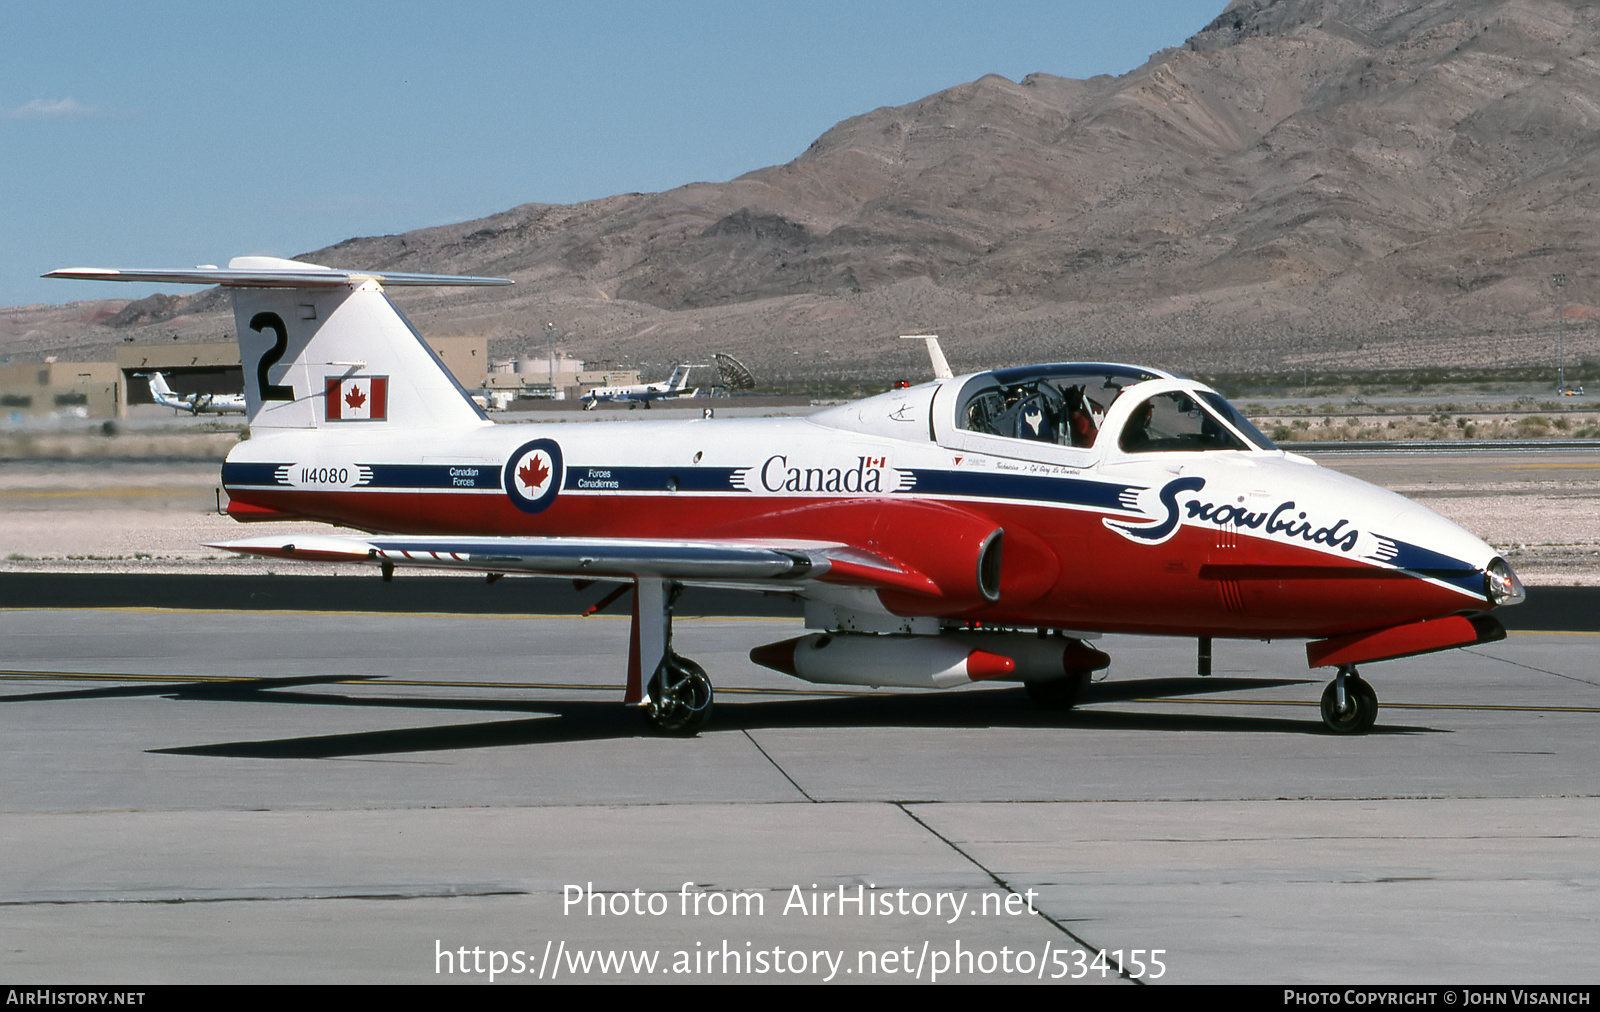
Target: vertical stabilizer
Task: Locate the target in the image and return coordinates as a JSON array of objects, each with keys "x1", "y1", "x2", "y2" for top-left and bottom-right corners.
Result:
[
  {"x1": 664, "y1": 363, "x2": 694, "y2": 392},
  {"x1": 232, "y1": 280, "x2": 487, "y2": 430},
  {"x1": 146, "y1": 372, "x2": 174, "y2": 399}
]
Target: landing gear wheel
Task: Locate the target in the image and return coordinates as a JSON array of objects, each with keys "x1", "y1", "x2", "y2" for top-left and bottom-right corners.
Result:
[
  {"x1": 1025, "y1": 671, "x2": 1088, "y2": 711},
  {"x1": 645, "y1": 653, "x2": 713, "y2": 735},
  {"x1": 1320, "y1": 671, "x2": 1378, "y2": 735}
]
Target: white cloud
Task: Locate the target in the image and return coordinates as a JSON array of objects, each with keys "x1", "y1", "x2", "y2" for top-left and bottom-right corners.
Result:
[{"x1": 2, "y1": 98, "x2": 100, "y2": 120}]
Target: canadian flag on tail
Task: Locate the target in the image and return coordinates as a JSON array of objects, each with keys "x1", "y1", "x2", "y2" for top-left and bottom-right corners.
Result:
[{"x1": 325, "y1": 376, "x2": 388, "y2": 422}]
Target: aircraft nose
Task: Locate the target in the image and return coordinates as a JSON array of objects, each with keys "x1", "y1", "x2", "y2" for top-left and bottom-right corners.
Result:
[
  {"x1": 1345, "y1": 478, "x2": 1524, "y2": 608},
  {"x1": 1484, "y1": 556, "x2": 1526, "y2": 608}
]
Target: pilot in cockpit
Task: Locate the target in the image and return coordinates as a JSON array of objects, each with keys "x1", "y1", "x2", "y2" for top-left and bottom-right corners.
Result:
[
  {"x1": 1062, "y1": 385, "x2": 1098, "y2": 448},
  {"x1": 962, "y1": 373, "x2": 1124, "y2": 449}
]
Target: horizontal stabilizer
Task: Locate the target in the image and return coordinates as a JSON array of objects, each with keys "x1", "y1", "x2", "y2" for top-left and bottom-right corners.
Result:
[{"x1": 45, "y1": 256, "x2": 511, "y2": 289}]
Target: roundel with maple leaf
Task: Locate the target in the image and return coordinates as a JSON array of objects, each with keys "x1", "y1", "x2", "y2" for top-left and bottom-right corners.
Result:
[{"x1": 503, "y1": 438, "x2": 564, "y2": 514}]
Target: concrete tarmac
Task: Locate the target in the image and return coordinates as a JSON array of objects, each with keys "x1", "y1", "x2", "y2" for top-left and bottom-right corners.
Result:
[{"x1": 2, "y1": 606, "x2": 1596, "y2": 984}]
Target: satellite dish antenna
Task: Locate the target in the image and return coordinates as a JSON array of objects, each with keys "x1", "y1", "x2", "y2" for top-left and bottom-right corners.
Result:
[{"x1": 712, "y1": 352, "x2": 756, "y2": 394}]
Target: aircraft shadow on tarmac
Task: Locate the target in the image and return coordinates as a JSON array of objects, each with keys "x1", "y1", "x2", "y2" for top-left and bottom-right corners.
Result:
[{"x1": 2, "y1": 673, "x2": 1439, "y2": 759}]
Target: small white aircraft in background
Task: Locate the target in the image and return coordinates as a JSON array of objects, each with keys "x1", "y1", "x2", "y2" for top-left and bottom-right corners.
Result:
[
  {"x1": 469, "y1": 388, "x2": 518, "y2": 413},
  {"x1": 581, "y1": 362, "x2": 702, "y2": 410},
  {"x1": 140, "y1": 371, "x2": 246, "y2": 415},
  {"x1": 48, "y1": 256, "x2": 1524, "y2": 737}
]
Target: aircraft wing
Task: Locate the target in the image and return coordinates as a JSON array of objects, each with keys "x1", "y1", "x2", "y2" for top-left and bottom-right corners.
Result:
[{"x1": 208, "y1": 533, "x2": 943, "y2": 597}]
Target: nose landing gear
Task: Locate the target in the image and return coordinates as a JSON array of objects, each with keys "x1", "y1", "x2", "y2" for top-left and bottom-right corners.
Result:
[{"x1": 1320, "y1": 664, "x2": 1378, "y2": 735}]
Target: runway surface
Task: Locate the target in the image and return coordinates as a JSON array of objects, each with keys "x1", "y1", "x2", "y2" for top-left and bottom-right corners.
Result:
[{"x1": 2, "y1": 602, "x2": 1596, "y2": 984}]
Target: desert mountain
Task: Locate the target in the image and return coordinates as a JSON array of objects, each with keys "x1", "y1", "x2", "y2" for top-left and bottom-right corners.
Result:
[{"x1": 11, "y1": 0, "x2": 1599, "y2": 382}]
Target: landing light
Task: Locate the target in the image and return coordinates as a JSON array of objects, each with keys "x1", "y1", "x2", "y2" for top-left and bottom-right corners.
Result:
[{"x1": 1485, "y1": 557, "x2": 1525, "y2": 607}]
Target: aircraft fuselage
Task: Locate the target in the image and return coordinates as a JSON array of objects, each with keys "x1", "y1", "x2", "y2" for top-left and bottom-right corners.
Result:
[{"x1": 221, "y1": 375, "x2": 1506, "y2": 642}]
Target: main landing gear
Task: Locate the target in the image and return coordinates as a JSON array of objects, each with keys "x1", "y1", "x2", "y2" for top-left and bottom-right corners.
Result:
[
  {"x1": 1320, "y1": 664, "x2": 1378, "y2": 735},
  {"x1": 627, "y1": 579, "x2": 713, "y2": 735},
  {"x1": 647, "y1": 653, "x2": 713, "y2": 734}
]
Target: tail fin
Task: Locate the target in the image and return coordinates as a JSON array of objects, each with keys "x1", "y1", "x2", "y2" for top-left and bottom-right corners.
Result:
[
  {"x1": 665, "y1": 363, "x2": 694, "y2": 392},
  {"x1": 46, "y1": 256, "x2": 511, "y2": 430},
  {"x1": 228, "y1": 272, "x2": 489, "y2": 430},
  {"x1": 142, "y1": 371, "x2": 177, "y2": 400}
]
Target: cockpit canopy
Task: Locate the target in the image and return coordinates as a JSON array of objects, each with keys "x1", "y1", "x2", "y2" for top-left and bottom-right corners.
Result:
[
  {"x1": 956, "y1": 365, "x2": 1163, "y2": 449},
  {"x1": 947, "y1": 364, "x2": 1278, "y2": 455},
  {"x1": 1119, "y1": 389, "x2": 1278, "y2": 453}
]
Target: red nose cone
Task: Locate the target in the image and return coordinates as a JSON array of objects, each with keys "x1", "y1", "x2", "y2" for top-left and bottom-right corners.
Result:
[
  {"x1": 964, "y1": 649, "x2": 1016, "y2": 681},
  {"x1": 749, "y1": 637, "x2": 801, "y2": 676}
]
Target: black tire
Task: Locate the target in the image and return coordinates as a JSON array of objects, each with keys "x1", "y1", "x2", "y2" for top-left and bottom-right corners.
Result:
[
  {"x1": 1025, "y1": 671, "x2": 1087, "y2": 710},
  {"x1": 645, "y1": 654, "x2": 713, "y2": 734},
  {"x1": 1320, "y1": 676, "x2": 1378, "y2": 735}
]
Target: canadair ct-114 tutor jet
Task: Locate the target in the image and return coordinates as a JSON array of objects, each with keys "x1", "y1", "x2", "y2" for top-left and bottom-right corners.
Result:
[{"x1": 47, "y1": 258, "x2": 1525, "y2": 735}]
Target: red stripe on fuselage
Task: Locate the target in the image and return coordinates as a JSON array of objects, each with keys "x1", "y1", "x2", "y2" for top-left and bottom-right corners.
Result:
[{"x1": 223, "y1": 485, "x2": 1482, "y2": 638}]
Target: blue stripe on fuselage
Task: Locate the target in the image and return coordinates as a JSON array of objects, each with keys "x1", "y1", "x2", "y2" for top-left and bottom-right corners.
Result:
[
  {"x1": 1371, "y1": 533, "x2": 1484, "y2": 596},
  {"x1": 222, "y1": 460, "x2": 1143, "y2": 513},
  {"x1": 904, "y1": 469, "x2": 1138, "y2": 511},
  {"x1": 221, "y1": 462, "x2": 289, "y2": 486},
  {"x1": 365, "y1": 463, "x2": 499, "y2": 489},
  {"x1": 563, "y1": 466, "x2": 741, "y2": 493}
]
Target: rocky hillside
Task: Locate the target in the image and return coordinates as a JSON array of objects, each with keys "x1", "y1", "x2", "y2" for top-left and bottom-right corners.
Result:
[{"x1": 10, "y1": 0, "x2": 1600, "y2": 383}]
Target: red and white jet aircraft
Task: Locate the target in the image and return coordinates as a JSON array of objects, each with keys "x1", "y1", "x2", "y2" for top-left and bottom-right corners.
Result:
[{"x1": 47, "y1": 258, "x2": 1525, "y2": 735}]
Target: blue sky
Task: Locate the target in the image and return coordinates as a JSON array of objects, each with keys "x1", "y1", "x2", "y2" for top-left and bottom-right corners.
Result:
[{"x1": 5, "y1": 1, "x2": 1225, "y2": 307}]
